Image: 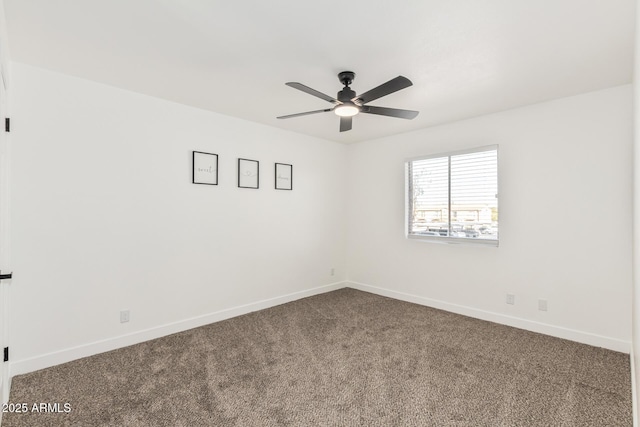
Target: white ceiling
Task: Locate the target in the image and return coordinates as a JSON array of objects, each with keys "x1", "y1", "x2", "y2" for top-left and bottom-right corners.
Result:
[{"x1": 3, "y1": 0, "x2": 635, "y2": 143}]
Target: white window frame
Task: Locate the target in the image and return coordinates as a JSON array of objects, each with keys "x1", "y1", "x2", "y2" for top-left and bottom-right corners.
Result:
[{"x1": 405, "y1": 145, "x2": 499, "y2": 246}]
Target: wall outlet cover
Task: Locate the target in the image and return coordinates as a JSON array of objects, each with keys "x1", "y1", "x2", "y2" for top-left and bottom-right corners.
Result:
[
  {"x1": 538, "y1": 299, "x2": 548, "y2": 312},
  {"x1": 120, "y1": 310, "x2": 130, "y2": 323}
]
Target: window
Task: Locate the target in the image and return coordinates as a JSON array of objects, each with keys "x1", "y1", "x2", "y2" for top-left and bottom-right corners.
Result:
[{"x1": 406, "y1": 146, "x2": 498, "y2": 245}]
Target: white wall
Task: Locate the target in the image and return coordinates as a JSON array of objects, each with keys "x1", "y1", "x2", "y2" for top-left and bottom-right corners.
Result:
[
  {"x1": 632, "y1": 0, "x2": 640, "y2": 422},
  {"x1": 6, "y1": 61, "x2": 634, "y2": 378},
  {"x1": 8, "y1": 63, "x2": 347, "y2": 373},
  {"x1": 346, "y1": 85, "x2": 633, "y2": 352},
  {"x1": 0, "y1": 0, "x2": 10, "y2": 411}
]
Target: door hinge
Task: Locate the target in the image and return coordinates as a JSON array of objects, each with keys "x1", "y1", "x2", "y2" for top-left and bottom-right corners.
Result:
[
  {"x1": 3, "y1": 347, "x2": 8, "y2": 362},
  {"x1": 4, "y1": 117, "x2": 9, "y2": 132}
]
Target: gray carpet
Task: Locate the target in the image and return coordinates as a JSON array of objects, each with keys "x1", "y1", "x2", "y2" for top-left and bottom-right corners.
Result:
[{"x1": 3, "y1": 288, "x2": 632, "y2": 426}]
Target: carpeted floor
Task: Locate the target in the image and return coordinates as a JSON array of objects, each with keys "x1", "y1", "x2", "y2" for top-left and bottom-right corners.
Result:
[{"x1": 3, "y1": 288, "x2": 632, "y2": 426}]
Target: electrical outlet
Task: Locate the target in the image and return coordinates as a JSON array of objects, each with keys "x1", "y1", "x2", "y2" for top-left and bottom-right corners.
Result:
[
  {"x1": 538, "y1": 299, "x2": 548, "y2": 312},
  {"x1": 330, "y1": 268, "x2": 335, "y2": 276},
  {"x1": 506, "y1": 294, "x2": 515, "y2": 305},
  {"x1": 120, "y1": 310, "x2": 130, "y2": 323}
]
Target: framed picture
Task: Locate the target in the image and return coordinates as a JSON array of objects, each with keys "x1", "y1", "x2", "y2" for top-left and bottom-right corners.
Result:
[
  {"x1": 192, "y1": 151, "x2": 218, "y2": 185},
  {"x1": 238, "y1": 158, "x2": 259, "y2": 189},
  {"x1": 275, "y1": 163, "x2": 293, "y2": 190}
]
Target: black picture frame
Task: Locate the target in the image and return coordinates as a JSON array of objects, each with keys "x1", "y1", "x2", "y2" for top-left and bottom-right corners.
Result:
[
  {"x1": 192, "y1": 151, "x2": 218, "y2": 185},
  {"x1": 275, "y1": 163, "x2": 293, "y2": 190},
  {"x1": 238, "y1": 158, "x2": 259, "y2": 189}
]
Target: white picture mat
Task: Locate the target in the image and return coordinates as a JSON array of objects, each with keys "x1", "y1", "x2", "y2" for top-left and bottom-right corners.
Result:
[
  {"x1": 238, "y1": 159, "x2": 259, "y2": 188},
  {"x1": 193, "y1": 152, "x2": 218, "y2": 185},
  {"x1": 275, "y1": 163, "x2": 292, "y2": 190}
]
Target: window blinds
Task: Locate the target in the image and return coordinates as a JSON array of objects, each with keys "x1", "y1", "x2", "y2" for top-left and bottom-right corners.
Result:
[{"x1": 407, "y1": 147, "x2": 498, "y2": 243}]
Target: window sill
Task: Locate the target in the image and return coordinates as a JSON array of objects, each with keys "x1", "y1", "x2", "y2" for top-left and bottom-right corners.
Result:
[{"x1": 407, "y1": 234, "x2": 499, "y2": 247}]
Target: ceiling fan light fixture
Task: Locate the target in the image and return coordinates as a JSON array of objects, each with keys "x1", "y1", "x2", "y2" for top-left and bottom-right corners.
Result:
[
  {"x1": 279, "y1": 72, "x2": 417, "y2": 132},
  {"x1": 334, "y1": 103, "x2": 360, "y2": 117}
]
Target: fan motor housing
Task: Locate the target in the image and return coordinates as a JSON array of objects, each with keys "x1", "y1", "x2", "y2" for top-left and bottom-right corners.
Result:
[{"x1": 337, "y1": 87, "x2": 356, "y2": 103}]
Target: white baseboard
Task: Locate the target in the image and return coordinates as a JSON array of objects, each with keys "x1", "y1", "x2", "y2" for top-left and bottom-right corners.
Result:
[
  {"x1": 631, "y1": 348, "x2": 638, "y2": 427},
  {"x1": 9, "y1": 280, "x2": 631, "y2": 379},
  {"x1": 0, "y1": 374, "x2": 10, "y2": 426},
  {"x1": 347, "y1": 281, "x2": 631, "y2": 353},
  {"x1": 10, "y1": 281, "x2": 346, "y2": 377}
]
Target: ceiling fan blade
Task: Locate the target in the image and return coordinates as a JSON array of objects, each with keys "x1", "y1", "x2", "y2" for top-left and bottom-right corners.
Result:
[
  {"x1": 285, "y1": 82, "x2": 338, "y2": 104},
  {"x1": 339, "y1": 116, "x2": 352, "y2": 132},
  {"x1": 362, "y1": 106, "x2": 419, "y2": 120},
  {"x1": 277, "y1": 109, "x2": 332, "y2": 119},
  {"x1": 355, "y1": 76, "x2": 413, "y2": 104}
]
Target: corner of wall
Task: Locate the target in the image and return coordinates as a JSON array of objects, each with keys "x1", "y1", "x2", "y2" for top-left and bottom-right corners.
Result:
[{"x1": 10, "y1": 281, "x2": 349, "y2": 377}]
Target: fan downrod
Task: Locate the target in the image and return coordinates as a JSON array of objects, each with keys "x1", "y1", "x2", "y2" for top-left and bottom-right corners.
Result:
[{"x1": 338, "y1": 71, "x2": 355, "y2": 87}]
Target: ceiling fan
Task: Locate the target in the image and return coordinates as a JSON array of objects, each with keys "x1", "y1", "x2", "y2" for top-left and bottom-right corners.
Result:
[{"x1": 277, "y1": 71, "x2": 419, "y2": 132}]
